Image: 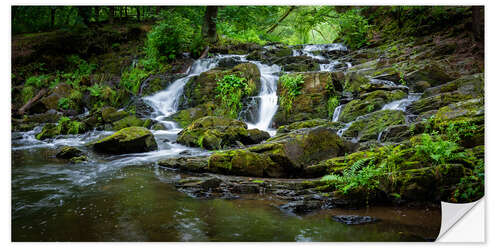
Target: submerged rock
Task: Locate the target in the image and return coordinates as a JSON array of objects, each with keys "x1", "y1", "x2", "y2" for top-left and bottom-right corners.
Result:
[
  {"x1": 56, "y1": 146, "x2": 84, "y2": 159},
  {"x1": 332, "y1": 215, "x2": 379, "y2": 225},
  {"x1": 176, "y1": 116, "x2": 270, "y2": 150},
  {"x1": 90, "y1": 126, "x2": 157, "y2": 154}
]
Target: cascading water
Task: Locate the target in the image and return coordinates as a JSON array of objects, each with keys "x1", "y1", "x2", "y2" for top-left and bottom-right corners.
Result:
[
  {"x1": 292, "y1": 43, "x2": 350, "y2": 72},
  {"x1": 246, "y1": 62, "x2": 281, "y2": 136},
  {"x1": 381, "y1": 93, "x2": 422, "y2": 111},
  {"x1": 331, "y1": 104, "x2": 345, "y2": 122}
]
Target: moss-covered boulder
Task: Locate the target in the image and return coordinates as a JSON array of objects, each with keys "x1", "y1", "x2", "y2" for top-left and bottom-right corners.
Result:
[
  {"x1": 207, "y1": 127, "x2": 352, "y2": 177},
  {"x1": 406, "y1": 92, "x2": 474, "y2": 114},
  {"x1": 277, "y1": 118, "x2": 342, "y2": 133},
  {"x1": 158, "y1": 156, "x2": 209, "y2": 173},
  {"x1": 35, "y1": 118, "x2": 87, "y2": 140},
  {"x1": 343, "y1": 110, "x2": 406, "y2": 142},
  {"x1": 90, "y1": 126, "x2": 157, "y2": 154},
  {"x1": 56, "y1": 146, "x2": 84, "y2": 159},
  {"x1": 339, "y1": 90, "x2": 407, "y2": 122},
  {"x1": 101, "y1": 106, "x2": 128, "y2": 123},
  {"x1": 274, "y1": 72, "x2": 340, "y2": 126},
  {"x1": 179, "y1": 63, "x2": 261, "y2": 109},
  {"x1": 405, "y1": 61, "x2": 454, "y2": 87},
  {"x1": 35, "y1": 83, "x2": 73, "y2": 112},
  {"x1": 112, "y1": 115, "x2": 148, "y2": 130},
  {"x1": 176, "y1": 116, "x2": 270, "y2": 150},
  {"x1": 172, "y1": 102, "x2": 217, "y2": 128},
  {"x1": 378, "y1": 122, "x2": 426, "y2": 143},
  {"x1": 273, "y1": 55, "x2": 322, "y2": 72},
  {"x1": 422, "y1": 73, "x2": 484, "y2": 99}
]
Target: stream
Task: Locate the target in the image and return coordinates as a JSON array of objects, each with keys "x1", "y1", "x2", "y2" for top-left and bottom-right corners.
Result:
[{"x1": 12, "y1": 44, "x2": 441, "y2": 241}]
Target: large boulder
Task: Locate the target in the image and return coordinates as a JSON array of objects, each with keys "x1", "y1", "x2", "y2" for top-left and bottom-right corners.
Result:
[
  {"x1": 176, "y1": 116, "x2": 270, "y2": 150},
  {"x1": 274, "y1": 72, "x2": 341, "y2": 126},
  {"x1": 179, "y1": 63, "x2": 261, "y2": 109},
  {"x1": 421, "y1": 73, "x2": 484, "y2": 99},
  {"x1": 277, "y1": 118, "x2": 342, "y2": 134},
  {"x1": 208, "y1": 127, "x2": 352, "y2": 177},
  {"x1": 90, "y1": 126, "x2": 158, "y2": 154},
  {"x1": 343, "y1": 110, "x2": 406, "y2": 142},
  {"x1": 29, "y1": 83, "x2": 74, "y2": 113}
]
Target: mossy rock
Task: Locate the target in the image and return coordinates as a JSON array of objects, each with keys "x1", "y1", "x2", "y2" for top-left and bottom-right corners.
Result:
[
  {"x1": 422, "y1": 73, "x2": 484, "y2": 99},
  {"x1": 176, "y1": 116, "x2": 270, "y2": 150},
  {"x1": 158, "y1": 156, "x2": 209, "y2": 173},
  {"x1": 179, "y1": 63, "x2": 261, "y2": 110},
  {"x1": 406, "y1": 92, "x2": 474, "y2": 114},
  {"x1": 90, "y1": 126, "x2": 157, "y2": 154},
  {"x1": 172, "y1": 102, "x2": 217, "y2": 128},
  {"x1": 277, "y1": 118, "x2": 342, "y2": 133},
  {"x1": 112, "y1": 115, "x2": 147, "y2": 130},
  {"x1": 304, "y1": 156, "x2": 348, "y2": 177},
  {"x1": 405, "y1": 61, "x2": 454, "y2": 87},
  {"x1": 101, "y1": 106, "x2": 128, "y2": 123},
  {"x1": 35, "y1": 119, "x2": 87, "y2": 140},
  {"x1": 343, "y1": 72, "x2": 371, "y2": 94},
  {"x1": 37, "y1": 83, "x2": 73, "y2": 112},
  {"x1": 343, "y1": 110, "x2": 406, "y2": 142},
  {"x1": 339, "y1": 90, "x2": 407, "y2": 122},
  {"x1": 207, "y1": 127, "x2": 352, "y2": 177},
  {"x1": 56, "y1": 146, "x2": 84, "y2": 159}
]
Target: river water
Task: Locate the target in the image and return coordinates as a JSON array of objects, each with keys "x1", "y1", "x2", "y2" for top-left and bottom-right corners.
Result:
[{"x1": 12, "y1": 44, "x2": 441, "y2": 241}]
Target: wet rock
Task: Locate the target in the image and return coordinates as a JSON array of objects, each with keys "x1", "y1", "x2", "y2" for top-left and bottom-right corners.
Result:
[
  {"x1": 406, "y1": 92, "x2": 475, "y2": 114},
  {"x1": 277, "y1": 118, "x2": 342, "y2": 134},
  {"x1": 129, "y1": 98, "x2": 154, "y2": 118},
  {"x1": 405, "y1": 61, "x2": 454, "y2": 87},
  {"x1": 56, "y1": 146, "x2": 84, "y2": 159},
  {"x1": 101, "y1": 106, "x2": 128, "y2": 123},
  {"x1": 379, "y1": 122, "x2": 426, "y2": 143},
  {"x1": 343, "y1": 110, "x2": 406, "y2": 142},
  {"x1": 69, "y1": 155, "x2": 88, "y2": 163},
  {"x1": 179, "y1": 63, "x2": 260, "y2": 109},
  {"x1": 217, "y1": 56, "x2": 243, "y2": 69},
  {"x1": 112, "y1": 115, "x2": 148, "y2": 130},
  {"x1": 331, "y1": 215, "x2": 379, "y2": 225},
  {"x1": 90, "y1": 126, "x2": 158, "y2": 154},
  {"x1": 208, "y1": 127, "x2": 352, "y2": 177},
  {"x1": 339, "y1": 90, "x2": 407, "y2": 123},
  {"x1": 158, "y1": 156, "x2": 209, "y2": 173},
  {"x1": 422, "y1": 73, "x2": 483, "y2": 99},
  {"x1": 274, "y1": 72, "x2": 341, "y2": 126},
  {"x1": 151, "y1": 123, "x2": 167, "y2": 130},
  {"x1": 172, "y1": 102, "x2": 217, "y2": 128},
  {"x1": 176, "y1": 116, "x2": 270, "y2": 150},
  {"x1": 279, "y1": 200, "x2": 322, "y2": 214},
  {"x1": 33, "y1": 83, "x2": 74, "y2": 113}
]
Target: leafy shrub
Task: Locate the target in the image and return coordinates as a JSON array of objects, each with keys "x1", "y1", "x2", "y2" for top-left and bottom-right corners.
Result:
[
  {"x1": 443, "y1": 119, "x2": 479, "y2": 143},
  {"x1": 321, "y1": 157, "x2": 381, "y2": 195},
  {"x1": 415, "y1": 133, "x2": 465, "y2": 165},
  {"x1": 57, "y1": 116, "x2": 83, "y2": 135},
  {"x1": 145, "y1": 15, "x2": 194, "y2": 62},
  {"x1": 334, "y1": 9, "x2": 371, "y2": 49},
  {"x1": 452, "y1": 159, "x2": 484, "y2": 202},
  {"x1": 88, "y1": 84, "x2": 103, "y2": 97},
  {"x1": 120, "y1": 67, "x2": 148, "y2": 94},
  {"x1": 25, "y1": 75, "x2": 50, "y2": 88},
  {"x1": 21, "y1": 86, "x2": 35, "y2": 104},
  {"x1": 327, "y1": 96, "x2": 340, "y2": 118},
  {"x1": 215, "y1": 74, "x2": 251, "y2": 118},
  {"x1": 58, "y1": 97, "x2": 70, "y2": 110},
  {"x1": 279, "y1": 74, "x2": 304, "y2": 114}
]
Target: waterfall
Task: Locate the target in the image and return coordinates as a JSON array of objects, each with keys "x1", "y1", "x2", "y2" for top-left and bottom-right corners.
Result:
[
  {"x1": 143, "y1": 55, "x2": 236, "y2": 128},
  {"x1": 246, "y1": 62, "x2": 281, "y2": 136},
  {"x1": 381, "y1": 93, "x2": 422, "y2": 111},
  {"x1": 331, "y1": 104, "x2": 344, "y2": 122}
]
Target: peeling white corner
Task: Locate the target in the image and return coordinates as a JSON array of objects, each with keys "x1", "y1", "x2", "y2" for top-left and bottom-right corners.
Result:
[{"x1": 436, "y1": 198, "x2": 485, "y2": 242}]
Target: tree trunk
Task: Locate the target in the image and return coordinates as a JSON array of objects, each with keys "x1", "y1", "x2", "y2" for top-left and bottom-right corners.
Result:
[
  {"x1": 124, "y1": 6, "x2": 128, "y2": 19},
  {"x1": 136, "y1": 7, "x2": 141, "y2": 21},
  {"x1": 108, "y1": 6, "x2": 114, "y2": 24},
  {"x1": 266, "y1": 6, "x2": 296, "y2": 34},
  {"x1": 202, "y1": 6, "x2": 219, "y2": 44},
  {"x1": 472, "y1": 6, "x2": 483, "y2": 42},
  {"x1": 94, "y1": 6, "x2": 100, "y2": 22},
  {"x1": 18, "y1": 88, "x2": 47, "y2": 116},
  {"x1": 50, "y1": 7, "x2": 56, "y2": 29}
]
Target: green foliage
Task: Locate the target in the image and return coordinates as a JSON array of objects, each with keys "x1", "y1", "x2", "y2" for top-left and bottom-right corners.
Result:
[
  {"x1": 87, "y1": 84, "x2": 103, "y2": 97},
  {"x1": 415, "y1": 133, "x2": 465, "y2": 165},
  {"x1": 443, "y1": 120, "x2": 479, "y2": 143},
  {"x1": 279, "y1": 74, "x2": 304, "y2": 114},
  {"x1": 25, "y1": 75, "x2": 50, "y2": 88},
  {"x1": 452, "y1": 160, "x2": 484, "y2": 202},
  {"x1": 57, "y1": 116, "x2": 83, "y2": 135},
  {"x1": 321, "y1": 157, "x2": 381, "y2": 195},
  {"x1": 120, "y1": 67, "x2": 148, "y2": 94},
  {"x1": 327, "y1": 96, "x2": 339, "y2": 118},
  {"x1": 145, "y1": 14, "x2": 194, "y2": 62},
  {"x1": 58, "y1": 97, "x2": 70, "y2": 110},
  {"x1": 21, "y1": 86, "x2": 35, "y2": 104},
  {"x1": 215, "y1": 74, "x2": 251, "y2": 118},
  {"x1": 333, "y1": 9, "x2": 371, "y2": 49}
]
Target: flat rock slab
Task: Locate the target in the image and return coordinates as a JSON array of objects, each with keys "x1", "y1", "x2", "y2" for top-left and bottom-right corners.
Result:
[{"x1": 331, "y1": 215, "x2": 379, "y2": 225}]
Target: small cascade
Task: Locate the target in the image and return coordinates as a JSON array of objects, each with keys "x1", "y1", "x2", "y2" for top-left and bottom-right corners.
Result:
[
  {"x1": 246, "y1": 61, "x2": 281, "y2": 136},
  {"x1": 337, "y1": 121, "x2": 353, "y2": 137},
  {"x1": 331, "y1": 104, "x2": 344, "y2": 122},
  {"x1": 292, "y1": 43, "x2": 350, "y2": 72},
  {"x1": 382, "y1": 93, "x2": 422, "y2": 111}
]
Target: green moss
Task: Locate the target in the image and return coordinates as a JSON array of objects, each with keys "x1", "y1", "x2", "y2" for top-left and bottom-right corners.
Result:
[
  {"x1": 96, "y1": 126, "x2": 152, "y2": 144},
  {"x1": 112, "y1": 115, "x2": 145, "y2": 130}
]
